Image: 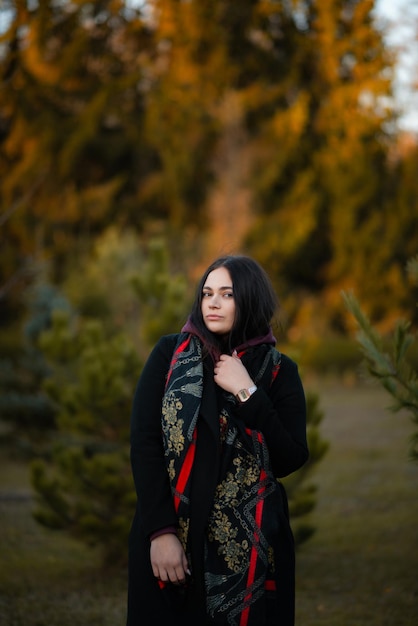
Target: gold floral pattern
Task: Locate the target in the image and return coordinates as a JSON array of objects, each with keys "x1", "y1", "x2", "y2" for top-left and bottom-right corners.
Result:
[
  {"x1": 207, "y1": 443, "x2": 266, "y2": 574},
  {"x1": 167, "y1": 458, "x2": 175, "y2": 481},
  {"x1": 177, "y1": 517, "x2": 189, "y2": 551},
  {"x1": 232, "y1": 455, "x2": 260, "y2": 487},
  {"x1": 208, "y1": 511, "x2": 238, "y2": 543},
  {"x1": 162, "y1": 391, "x2": 184, "y2": 456},
  {"x1": 218, "y1": 539, "x2": 249, "y2": 574}
]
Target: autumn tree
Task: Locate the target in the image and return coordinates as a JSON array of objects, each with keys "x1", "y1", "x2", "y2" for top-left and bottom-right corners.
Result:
[
  {"x1": 141, "y1": 0, "x2": 417, "y2": 335},
  {"x1": 2, "y1": 0, "x2": 416, "y2": 339},
  {"x1": 244, "y1": 1, "x2": 417, "y2": 336},
  {"x1": 0, "y1": 3, "x2": 156, "y2": 416}
]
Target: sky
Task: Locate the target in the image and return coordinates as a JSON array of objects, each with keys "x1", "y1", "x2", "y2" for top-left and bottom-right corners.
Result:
[{"x1": 374, "y1": 0, "x2": 418, "y2": 132}]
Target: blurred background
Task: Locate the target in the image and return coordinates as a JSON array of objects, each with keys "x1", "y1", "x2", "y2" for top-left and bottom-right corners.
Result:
[{"x1": 0, "y1": 1, "x2": 417, "y2": 624}]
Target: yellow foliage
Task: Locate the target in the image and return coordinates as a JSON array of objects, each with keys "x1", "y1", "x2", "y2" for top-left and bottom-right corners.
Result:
[
  {"x1": 22, "y1": 21, "x2": 61, "y2": 85},
  {"x1": 271, "y1": 92, "x2": 309, "y2": 141}
]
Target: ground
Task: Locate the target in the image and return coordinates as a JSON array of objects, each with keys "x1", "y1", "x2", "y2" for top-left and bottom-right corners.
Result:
[{"x1": 0, "y1": 380, "x2": 417, "y2": 625}]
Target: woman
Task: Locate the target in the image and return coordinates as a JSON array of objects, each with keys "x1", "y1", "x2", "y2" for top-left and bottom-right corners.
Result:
[{"x1": 127, "y1": 255, "x2": 308, "y2": 626}]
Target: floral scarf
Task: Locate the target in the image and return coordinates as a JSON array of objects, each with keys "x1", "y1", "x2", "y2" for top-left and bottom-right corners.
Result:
[{"x1": 161, "y1": 333, "x2": 282, "y2": 625}]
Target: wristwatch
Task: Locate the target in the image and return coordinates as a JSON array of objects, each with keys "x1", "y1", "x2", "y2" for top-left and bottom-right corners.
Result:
[{"x1": 235, "y1": 385, "x2": 257, "y2": 404}]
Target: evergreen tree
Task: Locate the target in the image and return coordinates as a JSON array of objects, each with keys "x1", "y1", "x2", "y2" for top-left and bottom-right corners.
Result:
[
  {"x1": 283, "y1": 389, "x2": 329, "y2": 545},
  {"x1": 32, "y1": 310, "x2": 142, "y2": 564},
  {"x1": 0, "y1": 0, "x2": 152, "y2": 296},
  {"x1": 60, "y1": 228, "x2": 192, "y2": 350},
  {"x1": 247, "y1": 0, "x2": 400, "y2": 333},
  {"x1": 30, "y1": 237, "x2": 189, "y2": 565},
  {"x1": 1, "y1": 0, "x2": 415, "y2": 340},
  {"x1": 343, "y1": 256, "x2": 418, "y2": 460},
  {"x1": 0, "y1": 281, "x2": 70, "y2": 449}
]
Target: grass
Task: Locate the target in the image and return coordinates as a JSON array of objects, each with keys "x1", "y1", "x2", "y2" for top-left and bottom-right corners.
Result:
[
  {"x1": 296, "y1": 379, "x2": 418, "y2": 625},
  {"x1": 0, "y1": 463, "x2": 127, "y2": 626},
  {"x1": 1, "y1": 379, "x2": 417, "y2": 625}
]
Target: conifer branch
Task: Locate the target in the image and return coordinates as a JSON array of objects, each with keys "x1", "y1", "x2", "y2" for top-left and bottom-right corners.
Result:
[{"x1": 342, "y1": 290, "x2": 418, "y2": 461}]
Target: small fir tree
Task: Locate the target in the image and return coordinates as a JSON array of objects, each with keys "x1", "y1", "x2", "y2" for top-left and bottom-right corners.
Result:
[
  {"x1": 283, "y1": 389, "x2": 329, "y2": 546},
  {"x1": 32, "y1": 312, "x2": 142, "y2": 565},
  {"x1": 129, "y1": 238, "x2": 191, "y2": 348},
  {"x1": 0, "y1": 283, "x2": 71, "y2": 449},
  {"x1": 30, "y1": 238, "x2": 189, "y2": 565},
  {"x1": 343, "y1": 256, "x2": 418, "y2": 461}
]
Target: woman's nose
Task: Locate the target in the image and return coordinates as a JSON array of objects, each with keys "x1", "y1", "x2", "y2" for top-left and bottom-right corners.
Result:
[{"x1": 209, "y1": 294, "x2": 220, "y2": 308}]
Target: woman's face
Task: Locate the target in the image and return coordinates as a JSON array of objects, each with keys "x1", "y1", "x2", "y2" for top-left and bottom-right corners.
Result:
[{"x1": 201, "y1": 266, "x2": 236, "y2": 336}]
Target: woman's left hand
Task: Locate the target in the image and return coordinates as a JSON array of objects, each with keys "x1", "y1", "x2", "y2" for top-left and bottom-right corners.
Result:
[{"x1": 214, "y1": 351, "x2": 255, "y2": 396}]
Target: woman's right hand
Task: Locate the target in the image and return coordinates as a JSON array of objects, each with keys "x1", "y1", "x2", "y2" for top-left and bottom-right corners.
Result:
[{"x1": 150, "y1": 533, "x2": 190, "y2": 584}]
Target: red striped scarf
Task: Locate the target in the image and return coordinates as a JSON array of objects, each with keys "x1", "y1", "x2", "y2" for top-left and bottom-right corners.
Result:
[{"x1": 162, "y1": 334, "x2": 282, "y2": 625}]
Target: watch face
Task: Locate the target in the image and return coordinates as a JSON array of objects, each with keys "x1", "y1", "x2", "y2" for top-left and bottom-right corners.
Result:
[{"x1": 237, "y1": 389, "x2": 250, "y2": 403}]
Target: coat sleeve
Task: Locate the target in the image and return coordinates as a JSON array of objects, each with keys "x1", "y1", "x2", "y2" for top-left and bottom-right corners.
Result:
[
  {"x1": 236, "y1": 354, "x2": 309, "y2": 478},
  {"x1": 130, "y1": 335, "x2": 179, "y2": 538}
]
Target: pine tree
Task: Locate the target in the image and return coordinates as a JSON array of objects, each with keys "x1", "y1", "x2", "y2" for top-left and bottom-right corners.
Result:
[
  {"x1": 245, "y1": 0, "x2": 405, "y2": 334},
  {"x1": 0, "y1": 0, "x2": 152, "y2": 293},
  {"x1": 343, "y1": 256, "x2": 418, "y2": 460},
  {"x1": 0, "y1": 282, "x2": 70, "y2": 449},
  {"x1": 1, "y1": 0, "x2": 415, "y2": 340},
  {"x1": 283, "y1": 390, "x2": 329, "y2": 545},
  {"x1": 130, "y1": 238, "x2": 191, "y2": 347},
  {"x1": 30, "y1": 236, "x2": 189, "y2": 565},
  {"x1": 32, "y1": 311, "x2": 142, "y2": 564}
]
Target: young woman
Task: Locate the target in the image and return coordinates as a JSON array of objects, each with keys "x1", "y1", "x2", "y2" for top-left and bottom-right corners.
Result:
[{"x1": 127, "y1": 255, "x2": 308, "y2": 626}]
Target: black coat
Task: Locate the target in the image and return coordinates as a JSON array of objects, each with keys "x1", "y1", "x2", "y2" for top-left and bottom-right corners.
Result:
[{"x1": 127, "y1": 334, "x2": 308, "y2": 626}]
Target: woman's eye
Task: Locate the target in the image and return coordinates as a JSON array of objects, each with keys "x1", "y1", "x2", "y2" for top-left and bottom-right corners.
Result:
[{"x1": 202, "y1": 291, "x2": 233, "y2": 298}]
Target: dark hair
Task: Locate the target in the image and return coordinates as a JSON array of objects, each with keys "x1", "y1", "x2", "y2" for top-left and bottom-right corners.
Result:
[{"x1": 189, "y1": 255, "x2": 278, "y2": 353}]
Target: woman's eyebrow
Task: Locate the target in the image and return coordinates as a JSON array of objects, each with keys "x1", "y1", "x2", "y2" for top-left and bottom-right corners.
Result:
[{"x1": 202, "y1": 285, "x2": 233, "y2": 291}]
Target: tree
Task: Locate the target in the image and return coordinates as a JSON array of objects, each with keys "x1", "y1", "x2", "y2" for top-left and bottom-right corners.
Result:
[
  {"x1": 32, "y1": 310, "x2": 142, "y2": 565},
  {"x1": 0, "y1": 0, "x2": 153, "y2": 310},
  {"x1": 246, "y1": 0, "x2": 410, "y2": 336},
  {"x1": 1, "y1": 1, "x2": 415, "y2": 341},
  {"x1": 283, "y1": 389, "x2": 329, "y2": 545},
  {"x1": 30, "y1": 236, "x2": 190, "y2": 565},
  {"x1": 342, "y1": 256, "x2": 418, "y2": 461},
  {"x1": 0, "y1": 281, "x2": 70, "y2": 449}
]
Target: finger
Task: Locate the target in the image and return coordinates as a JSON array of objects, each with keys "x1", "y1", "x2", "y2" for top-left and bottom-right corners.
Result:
[
  {"x1": 168, "y1": 568, "x2": 184, "y2": 585},
  {"x1": 175, "y1": 565, "x2": 188, "y2": 585},
  {"x1": 175, "y1": 574, "x2": 186, "y2": 585},
  {"x1": 182, "y1": 553, "x2": 191, "y2": 577}
]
